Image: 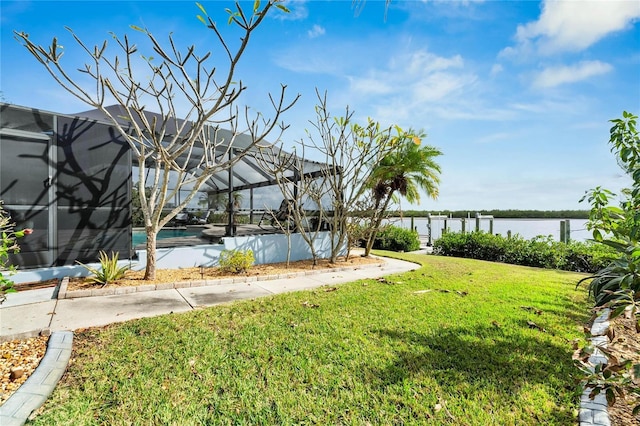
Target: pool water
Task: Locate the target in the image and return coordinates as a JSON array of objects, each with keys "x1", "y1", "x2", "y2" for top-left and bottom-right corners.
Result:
[{"x1": 132, "y1": 228, "x2": 204, "y2": 247}]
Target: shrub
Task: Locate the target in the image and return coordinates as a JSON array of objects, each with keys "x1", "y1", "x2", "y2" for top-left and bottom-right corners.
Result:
[
  {"x1": 575, "y1": 111, "x2": 640, "y2": 416},
  {"x1": 219, "y1": 249, "x2": 254, "y2": 274},
  {"x1": 1, "y1": 203, "x2": 32, "y2": 303},
  {"x1": 433, "y1": 231, "x2": 615, "y2": 273},
  {"x1": 77, "y1": 251, "x2": 130, "y2": 286},
  {"x1": 433, "y1": 231, "x2": 505, "y2": 261},
  {"x1": 372, "y1": 226, "x2": 420, "y2": 252},
  {"x1": 562, "y1": 241, "x2": 615, "y2": 273}
]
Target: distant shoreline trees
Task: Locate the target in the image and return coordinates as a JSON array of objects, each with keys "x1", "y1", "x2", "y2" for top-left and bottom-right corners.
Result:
[{"x1": 399, "y1": 209, "x2": 590, "y2": 219}]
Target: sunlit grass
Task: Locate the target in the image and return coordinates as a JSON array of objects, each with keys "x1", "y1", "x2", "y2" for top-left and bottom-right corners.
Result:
[{"x1": 31, "y1": 253, "x2": 589, "y2": 425}]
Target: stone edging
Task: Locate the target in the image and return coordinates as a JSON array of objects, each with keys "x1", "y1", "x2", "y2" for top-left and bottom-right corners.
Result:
[
  {"x1": 0, "y1": 331, "x2": 73, "y2": 426},
  {"x1": 579, "y1": 308, "x2": 611, "y2": 426},
  {"x1": 57, "y1": 263, "x2": 384, "y2": 300}
]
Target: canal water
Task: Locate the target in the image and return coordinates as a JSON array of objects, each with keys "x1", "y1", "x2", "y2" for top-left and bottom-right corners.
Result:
[{"x1": 387, "y1": 218, "x2": 591, "y2": 242}]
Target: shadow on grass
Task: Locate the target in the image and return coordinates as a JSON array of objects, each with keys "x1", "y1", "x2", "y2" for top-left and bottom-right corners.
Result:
[
  {"x1": 540, "y1": 296, "x2": 591, "y2": 328},
  {"x1": 370, "y1": 325, "x2": 577, "y2": 422}
]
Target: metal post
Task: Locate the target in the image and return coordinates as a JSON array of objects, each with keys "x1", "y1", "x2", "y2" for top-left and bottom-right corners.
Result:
[
  {"x1": 50, "y1": 115, "x2": 58, "y2": 262},
  {"x1": 475, "y1": 212, "x2": 480, "y2": 232},
  {"x1": 560, "y1": 219, "x2": 571, "y2": 243},
  {"x1": 226, "y1": 150, "x2": 235, "y2": 236},
  {"x1": 489, "y1": 218, "x2": 494, "y2": 235},
  {"x1": 249, "y1": 188, "x2": 254, "y2": 224}
]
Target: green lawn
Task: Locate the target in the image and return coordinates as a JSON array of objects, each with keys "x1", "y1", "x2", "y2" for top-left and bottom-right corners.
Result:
[{"x1": 30, "y1": 253, "x2": 589, "y2": 425}]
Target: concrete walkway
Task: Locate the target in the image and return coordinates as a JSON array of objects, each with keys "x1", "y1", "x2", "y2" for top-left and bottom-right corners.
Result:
[
  {"x1": 0, "y1": 256, "x2": 419, "y2": 425},
  {"x1": 1, "y1": 256, "x2": 418, "y2": 340}
]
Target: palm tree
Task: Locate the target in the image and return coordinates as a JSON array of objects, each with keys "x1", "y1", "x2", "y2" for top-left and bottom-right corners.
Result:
[{"x1": 363, "y1": 132, "x2": 442, "y2": 256}]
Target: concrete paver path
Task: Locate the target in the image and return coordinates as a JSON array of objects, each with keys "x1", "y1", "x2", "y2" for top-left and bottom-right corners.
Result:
[{"x1": 1, "y1": 256, "x2": 418, "y2": 340}]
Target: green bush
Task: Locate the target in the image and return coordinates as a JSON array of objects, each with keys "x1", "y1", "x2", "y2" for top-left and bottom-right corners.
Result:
[
  {"x1": 219, "y1": 249, "x2": 254, "y2": 274},
  {"x1": 1, "y1": 203, "x2": 30, "y2": 303},
  {"x1": 433, "y1": 231, "x2": 615, "y2": 273},
  {"x1": 372, "y1": 226, "x2": 420, "y2": 252},
  {"x1": 433, "y1": 231, "x2": 505, "y2": 262}
]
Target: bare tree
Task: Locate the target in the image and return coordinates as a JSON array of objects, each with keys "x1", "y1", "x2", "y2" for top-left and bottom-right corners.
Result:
[
  {"x1": 256, "y1": 143, "x2": 328, "y2": 266},
  {"x1": 344, "y1": 197, "x2": 380, "y2": 260},
  {"x1": 15, "y1": 1, "x2": 298, "y2": 279},
  {"x1": 302, "y1": 91, "x2": 400, "y2": 262}
]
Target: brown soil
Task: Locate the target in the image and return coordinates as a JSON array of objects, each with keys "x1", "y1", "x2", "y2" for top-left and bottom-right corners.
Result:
[
  {"x1": 606, "y1": 315, "x2": 640, "y2": 426},
  {"x1": 66, "y1": 255, "x2": 382, "y2": 291}
]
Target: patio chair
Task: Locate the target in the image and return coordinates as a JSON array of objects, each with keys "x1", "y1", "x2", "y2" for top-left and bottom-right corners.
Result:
[
  {"x1": 273, "y1": 199, "x2": 295, "y2": 224},
  {"x1": 196, "y1": 210, "x2": 211, "y2": 225},
  {"x1": 258, "y1": 199, "x2": 299, "y2": 229}
]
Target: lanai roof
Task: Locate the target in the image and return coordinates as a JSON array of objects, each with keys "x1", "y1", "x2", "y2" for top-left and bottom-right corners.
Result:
[{"x1": 75, "y1": 105, "x2": 330, "y2": 195}]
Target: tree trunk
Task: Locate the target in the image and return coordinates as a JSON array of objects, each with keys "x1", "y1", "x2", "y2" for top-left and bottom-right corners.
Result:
[
  {"x1": 285, "y1": 232, "x2": 291, "y2": 267},
  {"x1": 311, "y1": 241, "x2": 318, "y2": 266},
  {"x1": 363, "y1": 228, "x2": 376, "y2": 257},
  {"x1": 330, "y1": 208, "x2": 346, "y2": 263},
  {"x1": 144, "y1": 227, "x2": 157, "y2": 280},
  {"x1": 363, "y1": 202, "x2": 382, "y2": 257},
  {"x1": 363, "y1": 194, "x2": 394, "y2": 257}
]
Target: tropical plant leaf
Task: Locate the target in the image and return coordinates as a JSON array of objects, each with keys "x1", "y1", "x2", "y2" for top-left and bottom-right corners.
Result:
[
  {"x1": 195, "y1": 2, "x2": 207, "y2": 15},
  {"x1": 76, "y1": 251, "x2": 129, "y2": 286}
]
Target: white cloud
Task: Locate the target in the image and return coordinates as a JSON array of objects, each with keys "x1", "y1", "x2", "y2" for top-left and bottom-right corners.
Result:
[
  {"x1": 274, "y1": 50, "x2": 342, "y2": 74},
  {"x1": 505, "y1": 0, "x2": 640, "y2": 57},
  {"x1": 399, "y1": 50, "x2": 464, "y2": 73},
  {"x1": 411, "y1": 72, "x2": 469, "y2": 102},
  {"x1": 474, "y1": 132, "x2": 517, "y2": 145},
  {"x1": 307, "y1": 24, "x2": 325, "y2": 38},
  {"x1": 350, "y1": 50, "x2": 465, "y2": 97},
  {"x1": 349, "y1": 76, "x2": 393, "y2": 95},
  {"x1": 490, "y1": 64, "x2": 503, "y2": 77},
  {"x1": 342, "y1": 50, "x2": 475, "y2": 124},
  {"x1": 532, "y1": 60, "x2": 613, "y2": 88},
  {"x1": 275, "y1": 0, "x2": 308, "y2": 20}
]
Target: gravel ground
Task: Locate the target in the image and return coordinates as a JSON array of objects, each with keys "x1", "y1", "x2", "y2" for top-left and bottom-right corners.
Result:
[{"x1": 0, "y1": 335, "x2": 48, "y2": 405}]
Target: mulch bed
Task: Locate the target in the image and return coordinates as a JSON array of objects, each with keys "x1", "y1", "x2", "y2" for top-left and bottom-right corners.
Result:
[
  {"x1": 606, "y1": 315, "x2": 640, "y2": 425},
  {"x1": 66, "y1": 256, "x2": 381, "y2": 291}
]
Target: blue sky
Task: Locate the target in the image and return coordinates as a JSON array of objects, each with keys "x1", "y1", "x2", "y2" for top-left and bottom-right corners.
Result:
[{"x1": 2, "y1": 0, "x2": 639, "y2": 212}]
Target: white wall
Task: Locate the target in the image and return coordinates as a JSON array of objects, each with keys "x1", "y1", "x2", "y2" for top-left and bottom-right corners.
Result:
[
  {"x1": 12, "y1": 232, "x2": 343, "y2": 283},
  {"x1": 134, "y1": 231, "x2": 338, "y2": 269}
]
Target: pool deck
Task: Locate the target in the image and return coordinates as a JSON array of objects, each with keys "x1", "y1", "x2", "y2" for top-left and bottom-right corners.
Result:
[{"x1": 136, "y1": 224, "x2": 281, "y2": 249}]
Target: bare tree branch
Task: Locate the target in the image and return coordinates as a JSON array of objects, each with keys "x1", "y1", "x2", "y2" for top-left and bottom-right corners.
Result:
[{"x1": 14, "y1": 0, "x2": 297, "y2": 279}]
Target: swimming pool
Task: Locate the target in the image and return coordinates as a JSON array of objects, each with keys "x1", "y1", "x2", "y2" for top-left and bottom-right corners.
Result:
[{"x1": 132, "y1": 228, "x2": 204, "y2": 247}]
